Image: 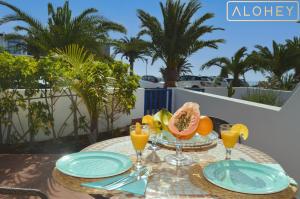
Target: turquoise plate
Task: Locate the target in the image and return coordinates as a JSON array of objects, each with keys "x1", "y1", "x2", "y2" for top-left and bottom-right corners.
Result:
[
  {"x1": 203, "y1": 160, "x2": 290, "y2": 194},
  {"x1": 56, "y1": 151, "x2": 132, "y2": 178}
]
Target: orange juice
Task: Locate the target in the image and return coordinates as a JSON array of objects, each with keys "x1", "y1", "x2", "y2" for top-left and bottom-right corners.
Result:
[
  {"x1": 221, "y1": 130, "x2": 239, "y2": 148},
  {"x1": 130, "y1": 130, "x2": 149, "y2": 151}
]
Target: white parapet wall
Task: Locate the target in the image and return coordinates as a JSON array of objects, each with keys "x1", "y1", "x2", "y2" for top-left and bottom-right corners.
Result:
[
  {"x1": 6, "y1": 88, "x2": 145, "y2": 142},
  {"x1": 173, "y1": 86, "x2": 300, "y2": 184},
  {"x1": 202, "y1": 87, "x2": 293, "y2": 104}
]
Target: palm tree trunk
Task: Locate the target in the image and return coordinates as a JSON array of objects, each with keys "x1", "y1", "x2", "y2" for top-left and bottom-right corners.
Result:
[
  {"x1": 88, "y1": 112, "x2": 98, "y2": 143},
  {"x1": 49, "y1": 90, "x2": 57, "y2": 139},
  {"x1": 295, "y1": 67, "x2": 300, "y2": 80},
  {"x1": 232, "y1": 73, "x2": 240, "y2": 87},
  {"x1": 6, "y1": 112, "x2": 13, "y2": 144},
  {"x1": 129, "y1": 59, "x2": 134, "y2": 76},
  {"x1": 274, "y1": 70, "x2": 283, "y2": 81},
  {"x1": 0, "y1": 118, "x2": 2, "y2": 144},
  {"x1": 220, "y1": 68, "x2": 228, "y2": 78},
  {"x1": 72, "y1": 98, "x2": 79, "y2": 140},
  {"x1": 164, "y1": 67, "x2": 178, "y2": 87}
]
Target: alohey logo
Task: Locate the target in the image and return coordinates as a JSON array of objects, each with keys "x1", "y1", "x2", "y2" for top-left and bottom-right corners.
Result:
[{"x1": 227, "y1": 0, "x2": 299, "y2": 21}]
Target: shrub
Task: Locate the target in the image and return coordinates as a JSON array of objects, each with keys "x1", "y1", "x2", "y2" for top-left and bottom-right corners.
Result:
[
  {"x1": 0, "y1": 52, "x2": 51, "y2": 144},
  {"x1": 0, "y1": 49, "x2": 140, "y2": 144},
  {"x1": 242, "y1": 89, "x2": 283, "y2": 106},
  {"x1": 101, "y1": 61, "x2": 140, "y2": 135},
  {"x1": 257, "y1": 75, "x2": 297, "y2": 91}
]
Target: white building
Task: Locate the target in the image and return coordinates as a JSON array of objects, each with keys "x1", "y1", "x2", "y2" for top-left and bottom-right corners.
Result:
[{"x1": 0, "y1": 33, "x2": 28, "y2": 55}]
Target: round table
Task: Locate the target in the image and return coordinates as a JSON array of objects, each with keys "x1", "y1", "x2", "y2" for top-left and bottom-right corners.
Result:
[{"x1": 52, "y1": 136, "x2": 297, "y2": 199}]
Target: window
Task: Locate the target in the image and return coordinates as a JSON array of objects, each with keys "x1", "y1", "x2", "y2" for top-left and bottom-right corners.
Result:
[
  {"x1": 179, "y1": 76, "x2": 187, "y2": 81},
  {"x1": 149, "y1": 76, "x2": 158, "y2": 83},
  {"x1": 200, "y1": 77, "x2": 209, "y2": 81}
]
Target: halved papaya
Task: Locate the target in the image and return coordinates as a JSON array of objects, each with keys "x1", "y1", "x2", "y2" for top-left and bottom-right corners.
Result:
[{"x1": 168, "y1": 102, "x2": 200, "y2": 140}]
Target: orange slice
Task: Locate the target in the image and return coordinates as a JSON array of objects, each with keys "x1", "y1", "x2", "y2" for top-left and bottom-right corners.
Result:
[
  {"x1": 135, "y1": 122, "x2": 142, "y2": 134},
  {"x1": 231, "y1": 123, "x2": 249, "y2": 140}
]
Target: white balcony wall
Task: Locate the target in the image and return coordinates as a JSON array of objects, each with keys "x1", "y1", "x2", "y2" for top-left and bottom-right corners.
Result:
[
  {"x1": 9, "y1": 88, "x2": 145, "y2": 142},
  {"x1": 202, "y1": 87, "x2": 292, "y2": 104},
  {"x1": 173, "y1": 86, "x2": 300, "y2": 184}
]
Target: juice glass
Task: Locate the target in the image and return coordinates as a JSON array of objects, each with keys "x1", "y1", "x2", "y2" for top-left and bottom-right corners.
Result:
[
  {"x1": 130, "y1": 124, "x2": 149, "y2": 170},
  {"x1": 148, "y1": 128, "x2": 162, "y2": 151},
  {"x1": 220, "y1": 124, "x2": 239, "y2": 160}
]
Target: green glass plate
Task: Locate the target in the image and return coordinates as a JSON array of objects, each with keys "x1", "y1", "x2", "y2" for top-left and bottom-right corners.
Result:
[
  {"x1": 56, "y1": 151, "x2": 132, "y2": 178},
  {"x1": 157, "y1": 130, "x2": 218, "y2": 147},
  {"x1": 203, "y1": 160, "x2": 290, "y2": 194}
]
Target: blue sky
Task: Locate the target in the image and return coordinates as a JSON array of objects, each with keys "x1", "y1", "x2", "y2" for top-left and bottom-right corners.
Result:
[{"x1": 0, "y1": 0, "x2": 299, "y2": 82}]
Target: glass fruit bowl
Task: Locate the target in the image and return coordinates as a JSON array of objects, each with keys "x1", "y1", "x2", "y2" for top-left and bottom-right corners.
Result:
[{"x1": 154, "y1": 130, "x2": 218, "y2": 149}]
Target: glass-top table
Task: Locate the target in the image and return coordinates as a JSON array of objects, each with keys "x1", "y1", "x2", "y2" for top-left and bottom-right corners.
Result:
[{"x1": 52, "y1": 136, "x2": 298, "y2": 199}]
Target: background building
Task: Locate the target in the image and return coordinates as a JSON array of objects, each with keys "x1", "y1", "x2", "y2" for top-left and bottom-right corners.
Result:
[{"x1": 0, "y1": 33, "x2": 28, "y2": 55}]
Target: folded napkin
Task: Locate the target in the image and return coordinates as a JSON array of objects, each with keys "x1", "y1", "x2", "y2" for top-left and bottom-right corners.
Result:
[
  {"x1": 81, "y1": 173, "x2": 148, "y2": 196},
  {"x1": 263, "y1": 163, "x2": 298, "y2": 186}
]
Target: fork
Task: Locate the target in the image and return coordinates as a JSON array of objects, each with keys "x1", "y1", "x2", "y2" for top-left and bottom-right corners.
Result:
[
  {"x1": 105, "y1": 168, "x2": 151, "y2": 190},
  {"x1": 102, "y1": 167, "x2": 148, "y2": 189}
]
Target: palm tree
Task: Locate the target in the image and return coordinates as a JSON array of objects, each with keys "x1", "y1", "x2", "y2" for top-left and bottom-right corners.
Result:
[
  {"x1": 201, "y1": 47, "x2": 252, "y2": 86},
  {"x1": 56, "y1": 44, "x2": 109, "y2": 143},
  {"x1": 0, "y1": 1, "x2": 126, "y2": 57},
  {"x1": 112, "y1": 36, "x2": 149, "y2": 75},
  {"x1": 286, "y1": 37, "x2": 300, "y2": 80},
  {"x1": 160, "y1": 57, "x2": 192, "y2": 81},
  {"x1": 251, "y1": 41, "x2": 295, "y2": 80},
  {"x1": 137, "y1": 0, "x2": 224, "y2": 87}
]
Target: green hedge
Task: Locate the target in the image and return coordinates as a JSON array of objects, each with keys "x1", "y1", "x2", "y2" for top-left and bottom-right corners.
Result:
[{"x1": 0, "y1": 51, "x2": 139, "y2": 144}]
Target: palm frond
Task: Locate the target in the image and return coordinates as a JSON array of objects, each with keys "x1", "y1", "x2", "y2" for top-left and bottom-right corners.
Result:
[
  {"x1": 100, "y1": 20, "x2": 127, "y2": 34},
  {"x1": 0, "y1": 0, "x2": 44, "y2": 30},
  {"x1": 233, "y1": 47, "x2": 247, "y2": 62},
  {"x1": 201, "y1": 57, "x2": 230, "y2": 70},
  {"x1": 253, "y1": 41, "x2": 293, "y2": 78},
  {"x1": 0, "y1": 0, "x2": 125, "y2": 57},
  {"x1": 73, "y1": 8, "x2": 98, "y2": 24},
  {"x1": 137, "y1": 0, "x2": 224, "y2": 85},
  {"x1": 55, "y1": 44, "x2": 94, "y2": 69}
]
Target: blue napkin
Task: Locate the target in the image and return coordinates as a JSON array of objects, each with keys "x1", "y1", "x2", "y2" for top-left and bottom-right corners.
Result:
[
  {"x1": 263, "y1": 163, "x2": 298, "y2": 186},
  {"x1": 81, "y1": 173, "x2": 148, "y2": 196}
]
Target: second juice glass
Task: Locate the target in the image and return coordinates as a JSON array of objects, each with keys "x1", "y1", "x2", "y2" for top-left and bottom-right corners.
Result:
[
  {"x1": 130, "y1": 124, "x2": 149, "y2": 170},
  {"x1": 220, "y1": 124, "x2": 239, "y2": 160}
]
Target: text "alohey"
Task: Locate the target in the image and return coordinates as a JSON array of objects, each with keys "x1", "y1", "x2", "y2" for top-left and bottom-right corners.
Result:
[{"x1": 227, "y1": 1, "x2": 299, "y2": 21}]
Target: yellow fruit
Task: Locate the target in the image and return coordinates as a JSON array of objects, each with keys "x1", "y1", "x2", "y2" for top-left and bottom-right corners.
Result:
[
  {"x1": 231, "y1": 123, "x2": 249, "y2": 140},
  {"x1": 135, "y1": 122, "x2": 142, "y2": 134},
  {"x1": 153, "y1": 109, "x2": 172, "y2": 131},
  {"x1": 142, "y1": 115, "x2": 154, "y2": 127},
  {"x1": 142, "y1": 114, "x2": 160, "y2": 132}
]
